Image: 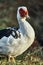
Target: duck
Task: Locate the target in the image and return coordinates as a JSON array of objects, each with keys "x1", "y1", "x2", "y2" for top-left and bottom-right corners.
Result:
[{"x1": 0, "y1": 6, "x2": 35, "y2": 61}]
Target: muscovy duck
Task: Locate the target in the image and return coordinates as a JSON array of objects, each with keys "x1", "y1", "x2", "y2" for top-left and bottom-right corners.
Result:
[{"x1": 0, "y1": 6, "x2": 35, "y2": 60}]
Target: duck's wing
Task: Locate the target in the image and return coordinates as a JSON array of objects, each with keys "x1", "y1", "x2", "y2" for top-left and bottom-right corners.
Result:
[
  {"x1": 0, "y1": 27, "x2": 21, "y2": 39},
  {"x1": 10, "y1": 27, "x2": 21, "y2": 38}
]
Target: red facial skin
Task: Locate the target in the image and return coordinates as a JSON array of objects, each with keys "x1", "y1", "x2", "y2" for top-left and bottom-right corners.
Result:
[{"x1": 19, "y1": 8, "x2": 28, "y2": 17}]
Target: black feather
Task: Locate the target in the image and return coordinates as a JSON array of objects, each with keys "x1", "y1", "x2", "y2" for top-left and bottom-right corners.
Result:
[{"x1": 0, "y1": 27, "x2": 20, "y2": 39}]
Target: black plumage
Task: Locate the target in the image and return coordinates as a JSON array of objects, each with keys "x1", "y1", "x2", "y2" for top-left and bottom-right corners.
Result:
[{"x1": 0, "y1": 27, "x2": 20, "y2": 39}]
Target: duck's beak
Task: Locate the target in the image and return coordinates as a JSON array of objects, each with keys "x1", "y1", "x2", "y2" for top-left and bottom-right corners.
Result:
[{"x1": 26, "y1": 15, "x2": 30, "y2": 19}]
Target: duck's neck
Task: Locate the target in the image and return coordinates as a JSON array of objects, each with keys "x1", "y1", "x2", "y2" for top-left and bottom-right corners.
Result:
[
  {"x1": 17, "y1": 18, "x2": 35, "y2": 41},
  {"x1": 18, "y1": 18, "x2": 29, "y2": 34}
]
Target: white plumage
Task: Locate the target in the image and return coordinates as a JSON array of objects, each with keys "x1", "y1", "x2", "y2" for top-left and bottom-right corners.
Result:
[{"x1": 0, "y1": 6, "x2": 35, "y2": 57}]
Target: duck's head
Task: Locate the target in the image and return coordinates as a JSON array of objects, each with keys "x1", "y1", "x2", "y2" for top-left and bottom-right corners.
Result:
[{"x1": 17, "y1": 6, "x2": 30, "y2": 20}]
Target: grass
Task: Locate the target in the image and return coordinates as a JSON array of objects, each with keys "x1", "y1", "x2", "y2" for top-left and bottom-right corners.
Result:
[{"x1": 0, "y1": 46, "x2": 43, "y2": 65}]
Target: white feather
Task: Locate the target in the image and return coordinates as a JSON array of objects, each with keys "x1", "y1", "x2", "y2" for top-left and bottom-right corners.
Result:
[{"x1": 0, "y1": 6, "x2": 35, "y2": 57}]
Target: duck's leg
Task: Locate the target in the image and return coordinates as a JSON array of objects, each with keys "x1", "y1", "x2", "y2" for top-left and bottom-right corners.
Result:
[
  {"x1": 6, "y1": 55, "x2": 16, "y2": 65},
  {"x1": 8, "y1": 55, "x2": 16, "y2": 63}
]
